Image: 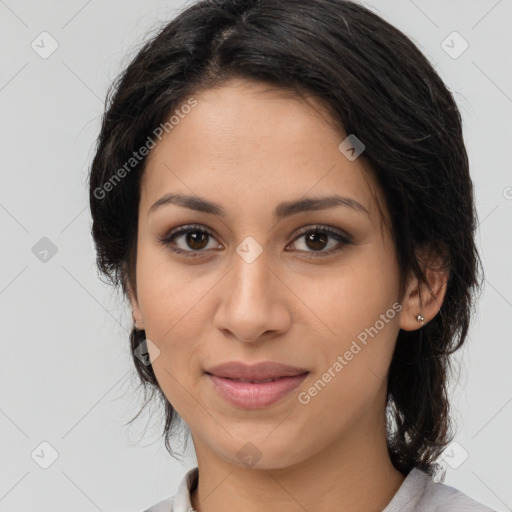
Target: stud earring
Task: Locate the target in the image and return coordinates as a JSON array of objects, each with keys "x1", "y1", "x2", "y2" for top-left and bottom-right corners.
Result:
[{"x1": 417, "y1": 314, "x2": 424, "y2": 323}]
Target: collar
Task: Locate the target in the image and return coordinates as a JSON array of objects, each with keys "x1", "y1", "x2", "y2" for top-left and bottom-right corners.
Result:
[{"x1": 168, "y1": 466, "x2": 429, "y2": 512}]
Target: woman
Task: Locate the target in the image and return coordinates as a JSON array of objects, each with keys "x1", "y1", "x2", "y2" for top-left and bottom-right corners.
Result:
[{"x1": 88, "y1": 0, "x2": 496, "y2": 510}]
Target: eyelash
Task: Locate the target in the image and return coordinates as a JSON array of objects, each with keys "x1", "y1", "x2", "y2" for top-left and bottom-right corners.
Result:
[{"x1": 159, "y1": 223, "x2": 353, "y2": 258}]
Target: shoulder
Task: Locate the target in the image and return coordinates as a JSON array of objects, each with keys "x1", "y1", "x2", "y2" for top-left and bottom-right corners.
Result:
[
  {"x1": 384, "y1": 467, "x2": 496, "y2": 512},
  {"x1": 140, "y1": 496, "x2": 174, "y2": 512},
  {"x1": 419, "y1": 472, "x2": 496, "y2": 511},
  {"x1": 140, "y1": 466, "x2": 198, "y2": 512},
  {"x1": 142, "y1": 496, "x2": 174, "y2": 512}
]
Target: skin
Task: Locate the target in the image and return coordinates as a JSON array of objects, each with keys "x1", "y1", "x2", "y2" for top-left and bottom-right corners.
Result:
[{"x1": 128, "y1": 78, "x2": 448, "y2": 512}]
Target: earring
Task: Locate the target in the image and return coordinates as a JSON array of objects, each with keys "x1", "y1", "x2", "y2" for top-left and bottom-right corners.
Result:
[{"x1": 417, "y1": 314, "x2": 424, "y2": 323}]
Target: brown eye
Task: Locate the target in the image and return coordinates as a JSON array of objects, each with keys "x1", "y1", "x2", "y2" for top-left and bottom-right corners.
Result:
[
  {"x1": 184, "y1": 231, "x2": 209, "y2": 250},
  {"x1": 288, "y1": 225, "x2": 352, "y2": 256},
  {"x1": 160, "y1": 224, "x2": 221, "y2": 256},
  {"x1": 304, "y1": 231, "x2": 329, "y2": 251}
]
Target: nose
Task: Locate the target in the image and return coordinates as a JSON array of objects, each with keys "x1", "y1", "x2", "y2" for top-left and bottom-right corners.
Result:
[{"x1": 213, "y1": 247, "x2": 292, "y2": 343}]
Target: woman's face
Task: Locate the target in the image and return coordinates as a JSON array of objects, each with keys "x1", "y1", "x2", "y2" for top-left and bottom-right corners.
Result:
[{"x1": 130, "y1": 78, "x2": 412, "y2": 470}]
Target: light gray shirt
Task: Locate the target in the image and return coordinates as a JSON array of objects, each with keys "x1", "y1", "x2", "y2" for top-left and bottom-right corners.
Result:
[{"x1": 142, "y1": 466, "x2": 496, "y2": 512}]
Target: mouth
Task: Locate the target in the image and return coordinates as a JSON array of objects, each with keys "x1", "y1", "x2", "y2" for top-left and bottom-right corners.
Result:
[{"x1": 204, "y1": 361, "x2": 309, "y2": 409}]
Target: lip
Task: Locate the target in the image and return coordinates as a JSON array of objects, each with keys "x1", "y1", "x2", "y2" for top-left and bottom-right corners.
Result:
[
  {"x1": 205, "y1": 361, "x2": 309, "y2": 409},
  {"x1": 205, "y1": 361, "x2": 309, "y2": 380},
  {"x1": 207, "y1": 373, "x2": 309, "y2": 409}
]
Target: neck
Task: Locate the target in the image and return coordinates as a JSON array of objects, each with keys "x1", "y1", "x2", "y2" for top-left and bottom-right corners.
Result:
[{"x1": 190, "y1": 400, "x2": 406, "y2": 512}]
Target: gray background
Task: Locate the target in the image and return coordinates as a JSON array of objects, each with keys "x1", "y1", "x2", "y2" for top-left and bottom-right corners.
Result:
[{"x1": 0, "y1": 0, "x2": 510, "y2": 511}]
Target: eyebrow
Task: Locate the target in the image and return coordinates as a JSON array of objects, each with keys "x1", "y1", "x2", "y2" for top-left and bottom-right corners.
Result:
[{"x1": 148, "y1": 193, "x2": 369, "y2": 218}]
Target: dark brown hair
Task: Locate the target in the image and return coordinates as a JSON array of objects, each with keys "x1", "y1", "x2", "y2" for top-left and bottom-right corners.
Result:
[{"x1": 88, "y1": 0, "x2": 482, "y2": 477}]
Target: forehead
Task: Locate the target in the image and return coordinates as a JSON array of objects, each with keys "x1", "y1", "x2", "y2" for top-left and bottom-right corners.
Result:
[{"x1": 141, "y1": 79, "x2": 383, "y2": 223}]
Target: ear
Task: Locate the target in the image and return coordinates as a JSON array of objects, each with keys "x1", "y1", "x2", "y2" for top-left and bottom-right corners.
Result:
[
  {"x1": 127, "y1": 281, "x2": 145, "y2": 331},
  {"x1": 399, "y1": 250, "x2": 449, "y2": 331}
]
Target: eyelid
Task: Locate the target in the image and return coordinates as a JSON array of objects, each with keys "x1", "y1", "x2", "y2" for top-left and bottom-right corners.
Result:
[
  {"x1": 292, "y1": 224, "x2": 353, "y2": 243},
  {"x1": 162, "y1": 223, "x2": 216, "y2": 241}
]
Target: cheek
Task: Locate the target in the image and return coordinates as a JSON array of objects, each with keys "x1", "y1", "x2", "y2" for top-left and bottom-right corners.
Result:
[
  {"x1": 136, "y1": 240, "x2": 209, "y2": 331},
  {"x1": 137, "y1": 264, "x2": 206, "y2": 415},
  {"x1": 301, "y1": 251, "x2": 400, "y2": 400},
  {"x1": 307, "y1": 254, "x2": 399, "y2": 339},
  {"x1": 134, "y1": 247, "x2": 205, "y2": 374},
  {"x1": 297, "y1": 314, "x2": 399, "y2": 433}
]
